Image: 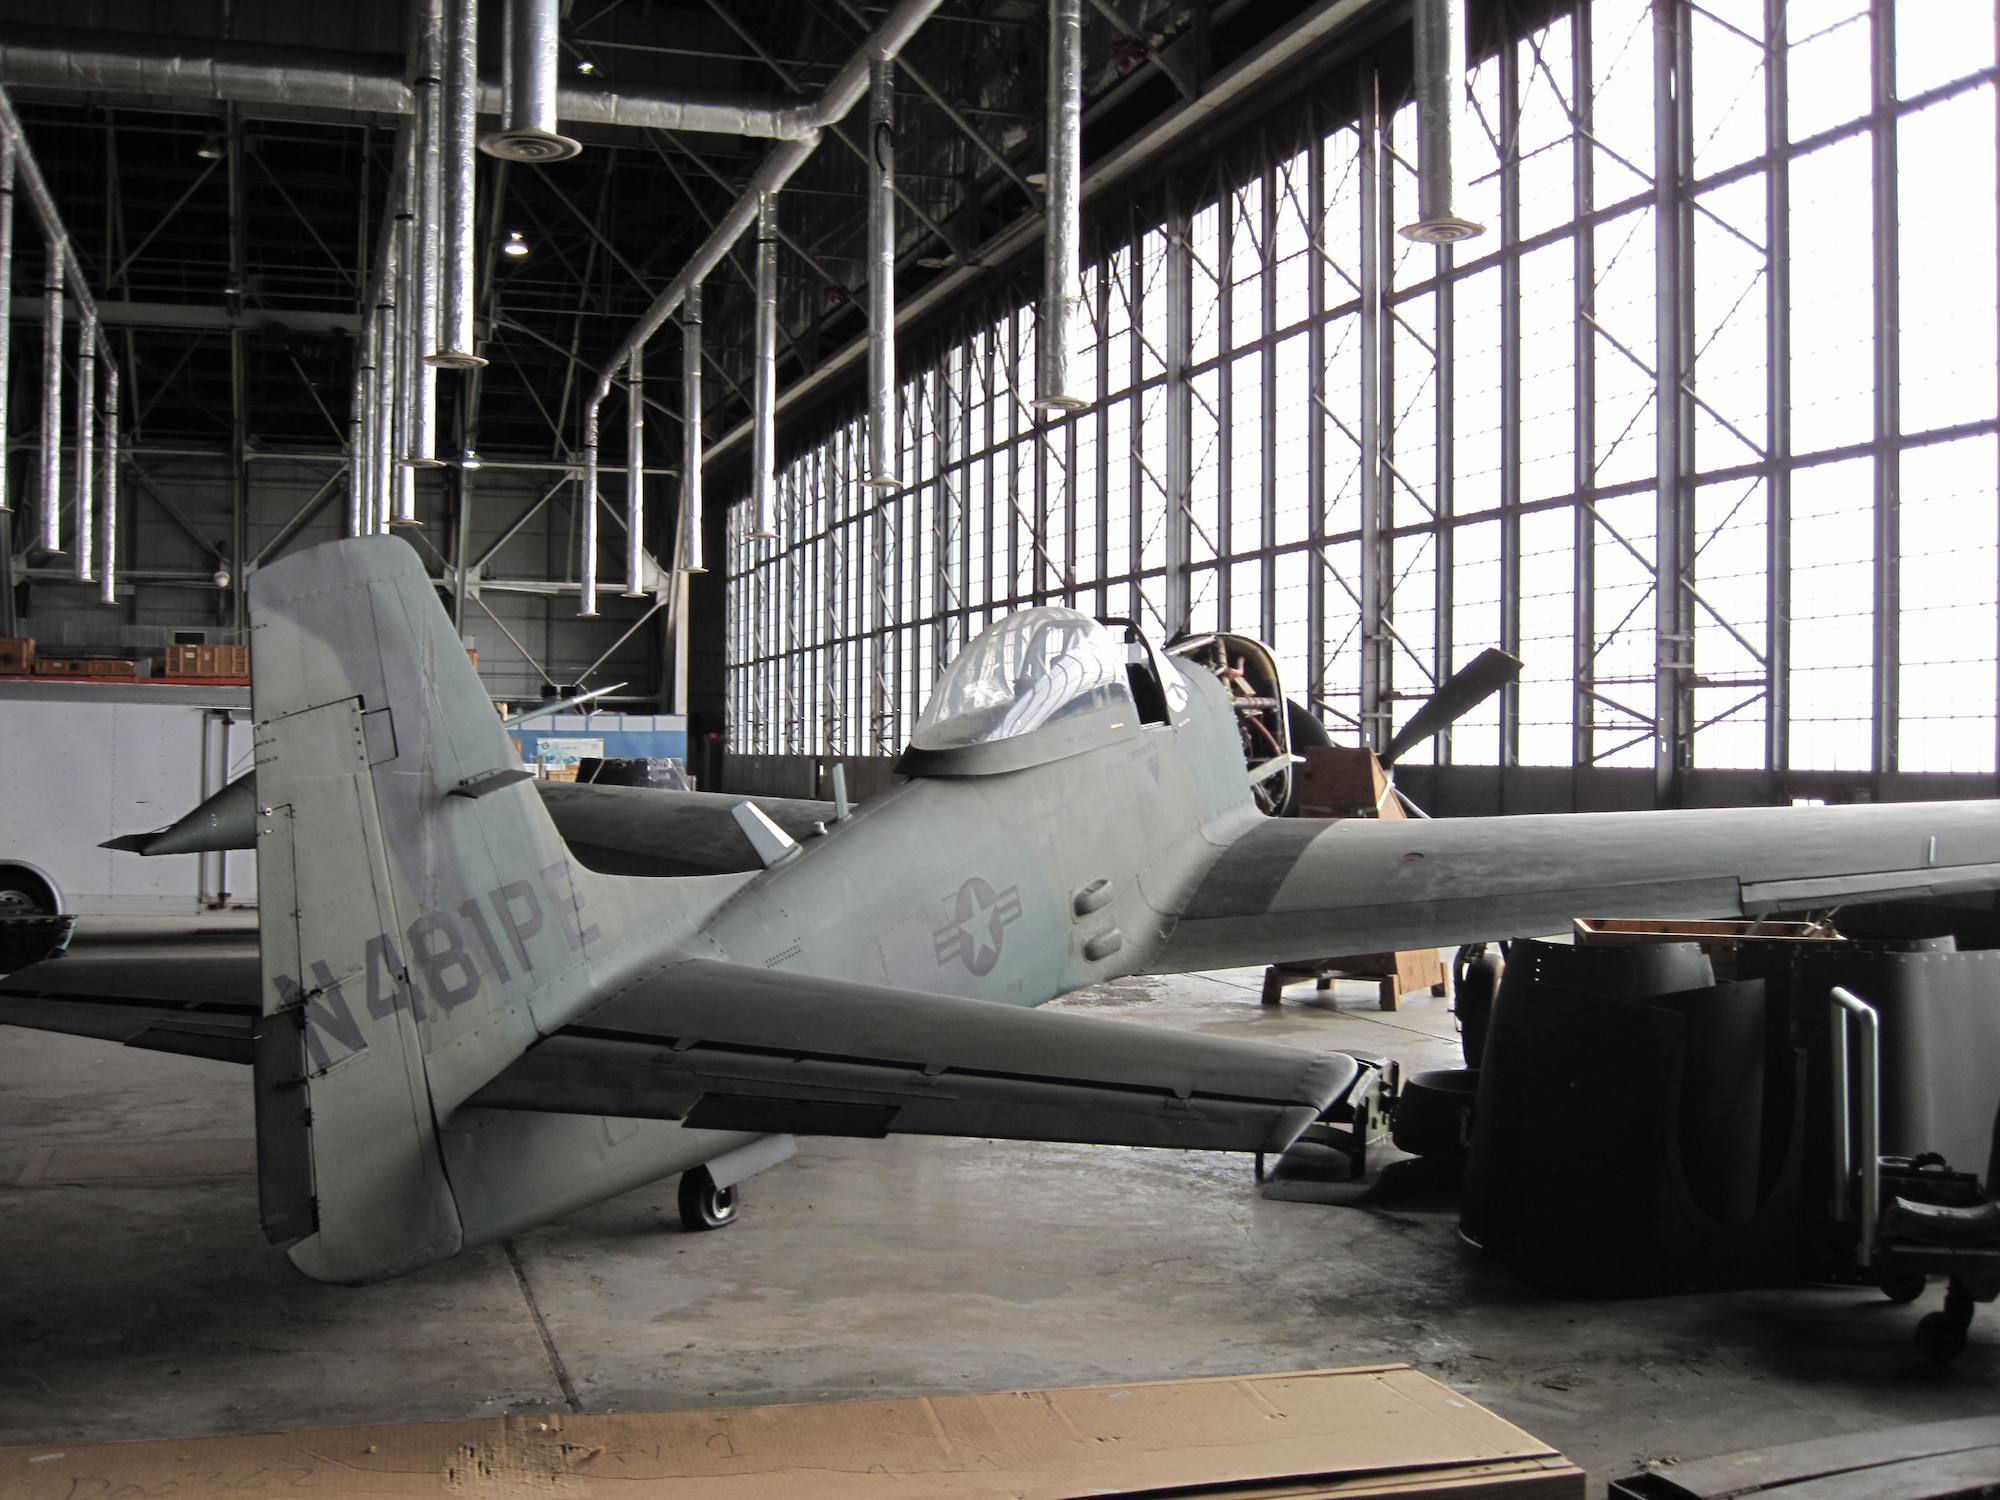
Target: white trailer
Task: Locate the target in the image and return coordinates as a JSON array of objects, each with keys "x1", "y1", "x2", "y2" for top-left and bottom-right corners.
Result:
[{"x1": 0, "y1": 680, "x2": 256, "y2": 914}]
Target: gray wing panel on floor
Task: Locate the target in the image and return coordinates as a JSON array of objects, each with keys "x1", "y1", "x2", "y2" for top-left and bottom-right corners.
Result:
[{"x1": 463, "y1": 958, "x2": 1353, "y2": 1155}]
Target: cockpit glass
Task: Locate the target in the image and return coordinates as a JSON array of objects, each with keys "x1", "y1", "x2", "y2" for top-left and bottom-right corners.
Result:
[{"x1": 911, "y1": 607, "x2": 1134, "y2": 750}]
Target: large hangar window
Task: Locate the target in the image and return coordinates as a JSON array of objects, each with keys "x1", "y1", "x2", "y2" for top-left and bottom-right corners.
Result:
[{"x1": 727, "y1": 0, "x2": 1999, "y2": 783}]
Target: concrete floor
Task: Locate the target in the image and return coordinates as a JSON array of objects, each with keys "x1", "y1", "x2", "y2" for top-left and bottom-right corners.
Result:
[{"x1": 1, "y1": 944, "x2": 1993, "y2": 1497}]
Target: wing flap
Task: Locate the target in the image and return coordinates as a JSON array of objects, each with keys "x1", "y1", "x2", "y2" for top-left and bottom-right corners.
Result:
[
  {"x1": 465, "y1": 959, "x2": 1355, "y2": 1154},
  {"x1": 1154, "y1": 801, "x2": 2000, "y2": 972}
]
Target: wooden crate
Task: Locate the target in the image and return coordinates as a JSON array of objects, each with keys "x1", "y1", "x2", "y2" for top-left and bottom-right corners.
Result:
[
  {"x1": 164, "y1": 642, "x2": 250, "y2": 678},
  {"x1": 0, "y1": 637, "x2": 32, "y2": 674},
  {"x1": 32, "y1": 657, "x2": 137, "y2": 678}
]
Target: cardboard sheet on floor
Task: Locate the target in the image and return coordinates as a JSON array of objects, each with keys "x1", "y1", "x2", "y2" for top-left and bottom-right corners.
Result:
[{"x1": 1, "y1": 1365, "x2": 1581, "y2": 1498}]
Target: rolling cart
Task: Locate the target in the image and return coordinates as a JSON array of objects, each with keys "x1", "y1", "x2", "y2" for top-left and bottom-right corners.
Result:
[{"x1": 1829, "y1": 987, "x2": 2000, "y2": 1362}]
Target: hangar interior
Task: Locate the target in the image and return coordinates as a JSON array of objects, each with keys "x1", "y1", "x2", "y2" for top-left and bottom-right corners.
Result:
[{"x1": 1, "y1": 0, "x2": 1999, "y2": 1492}]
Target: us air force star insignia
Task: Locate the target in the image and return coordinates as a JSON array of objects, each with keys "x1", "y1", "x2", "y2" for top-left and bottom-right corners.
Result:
[{"x1": 932, "y1": 876, "x2": 1025, "y2": 976}]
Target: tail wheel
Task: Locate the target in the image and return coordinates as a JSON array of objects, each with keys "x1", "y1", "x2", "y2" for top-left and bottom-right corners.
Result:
[{"x1": 677, "y1": 1166, "x2": 739, "y2": 1232}]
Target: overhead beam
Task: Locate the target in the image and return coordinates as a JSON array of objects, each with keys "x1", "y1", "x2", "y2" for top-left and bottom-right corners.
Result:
[{"x1": 11, "y1": 295, "x2": 360, "y2": 335}]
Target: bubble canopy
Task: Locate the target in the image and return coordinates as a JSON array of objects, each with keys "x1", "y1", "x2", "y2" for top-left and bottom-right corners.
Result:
[{"x1": 910, "y1": 607, "x2": 1135, "y2": 755}]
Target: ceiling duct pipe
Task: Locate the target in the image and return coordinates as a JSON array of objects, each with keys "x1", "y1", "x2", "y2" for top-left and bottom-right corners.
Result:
[
  {"x1": 38, "y1": 226, "x2": 61, "y2": 551},
  {"x1": 406, "y1": 0, "x2": 445, "y2": 469},
  {"x1": 863, "y1": 57, "x2": 897, "y2": 490},
  {"x1": 391, "y1": 200, "x2": 419, "y2": 523},
  {"x1": 580, "y1": 401, "x2": 601, "y2": 615},
  {"x1": 1035, "y1": 0, "x2": 1086, "y2": 411},
  {"x1": 0, "y1": 139, "x2": 11, "y2": 515},
  {"x1": 432, "y1": 0, "x2": 484, "y2": 367},
  {"x1": 1398, "y1": 0, "x2": 1485, "y2": 245},
  {"x1": 572, "y1": 0, "x2": 945, "y2": 610},
  {"x1": 375, "y1": 236, "x2": 402, "y2": 532},
  {"x1": 480, "y1": 0, "x2": 580, "y2": 162},
  {"x1": 350, "y1": 334, "x2": 371, "y2": 534},
  {"x1": 98, "y1": 364, "x2": 117, "y2": 602},
  {"x1": 0, "y1": 27, "x2": 885, "y2": 140},
  {"x1": 680, "y1": 283, "x2": 704, "y2": 574},
  {"x1": 750, "y1": 192, "x2": 779, "y2": 538},
  {"x1": 624, "y1": 347, "x2": 645, "y2": 596},
  {"x1": 73, "y1": 307, "x2": 93, "y2": 580}
]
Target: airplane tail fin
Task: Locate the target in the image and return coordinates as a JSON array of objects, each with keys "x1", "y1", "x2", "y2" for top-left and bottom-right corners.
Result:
[{"x1": 249, "y1": 535, "x2": 648, "y2": 1282}]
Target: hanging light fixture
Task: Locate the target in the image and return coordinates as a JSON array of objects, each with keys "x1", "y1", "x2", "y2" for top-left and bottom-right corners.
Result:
[
  {"x1": 460, "y1": 449, "x2": 483, "y2": 469},
  {"x1": 196, "y1": 125, "x2": 225, "y2": 160},
  {"x1": 503, "y1": 231, "x2": 529, "y2": 257}
]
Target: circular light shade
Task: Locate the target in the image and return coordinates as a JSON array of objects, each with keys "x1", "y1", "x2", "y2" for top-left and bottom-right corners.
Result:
[
  {"x1": 461, "y1": 450, "x2": 483, "y2": 469},
  {"x1": 478, "y1": 129, "x2": 582, "y2": 163},
  {"x1": 503, "y1": 232, "x2": 530, "y2": 257}
]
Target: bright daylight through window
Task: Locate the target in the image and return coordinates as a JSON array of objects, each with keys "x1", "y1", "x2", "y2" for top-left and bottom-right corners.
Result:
[{"x1": 728, "y1": 0, "x2": 1999, "y2": 783}]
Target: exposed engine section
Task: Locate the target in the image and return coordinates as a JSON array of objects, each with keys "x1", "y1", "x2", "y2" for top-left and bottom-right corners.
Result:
[{"x1": 1169, "y1": 633, "x2": 1293, "y2": 815}]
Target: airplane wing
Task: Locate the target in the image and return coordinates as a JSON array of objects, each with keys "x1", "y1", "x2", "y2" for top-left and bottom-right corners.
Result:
[
  {"x1": 0, "y1": 940, "x2": 259, "y2": 1063},
  {"x1": 1150, "y1": 799, "x2": 2000, "y2": 973},
  {"x1": 466, "y1": 958, "x2": 1356, "y2": 1154}
]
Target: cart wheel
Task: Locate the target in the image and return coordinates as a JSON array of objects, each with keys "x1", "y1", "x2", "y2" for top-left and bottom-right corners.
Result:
[
  {"x1": 1916, "y1": 1310, "x2": 1968, "y2": 1364},
  {"x1": 1881, "y1": 1271, "x2": 1927, "y2": 1305}
]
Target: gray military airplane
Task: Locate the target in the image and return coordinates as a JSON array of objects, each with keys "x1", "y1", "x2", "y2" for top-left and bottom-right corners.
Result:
[{"x1": 5, "y1": 533, "x2": 1999, "y2": 1285}]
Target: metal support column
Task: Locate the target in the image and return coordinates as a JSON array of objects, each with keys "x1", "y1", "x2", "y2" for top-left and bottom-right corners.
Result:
[
  {"x1": 74, "y1": 310, "x2": 94, "y2": 581},
  {"x1": 38, "y1": 225, "x2": 62, "y2": 553},
  {"x1": 1651, "y1": 0, "x2": 1694, "y2": 805},
  {"x1": 1497, "y1": 41, "x2": 1521, "y2": 767},
  {"x1": 1358, "y1": 79, "x2": 1391, "y2": 756},
  {"x1": 1765, "y1": 0, "x2": 1791, "y2": 773},
  {"x1": 624, "y1": 346, "x2": 645, "y2": 595},
  {"x1": 1870, "y1": 0, "x2": 1899, "y2": 777},
  {"x1": 0, "y1": 138, "x2": 13, "y2": 516},
  {"x1": 1305, "y1": 138, "x2": 1326, "y2": 706},
  {"x1": 1164, "y1": 197, "x2": 1192, "y2": 637},
  {"x1": 1574, "y1": 8, "x2": 1598, "y2": 767}
]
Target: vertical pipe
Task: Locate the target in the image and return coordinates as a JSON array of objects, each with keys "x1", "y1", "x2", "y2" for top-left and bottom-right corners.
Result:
[
  {"x1": 99, "y1": 363, "x2": 117, "y2": 603},
  {"x1": 1652, "y1": 0, "x2": 1685, "y2": 806},
  {"x1": 1400, "y1": 0, "x2": 1485, "y2": 244},
  {"x1": 750, "y1": 192, "x2": 779, "y2": 537},
  {"x1": 1870, "y1": 0, "x2": 1899, "y2": 778},
  {"x1": 74, "y1": 312, "x2": 94, "y2": 581},
  {"x1": 39, "y1": 229, "x2": 62, "y2": 552},
  {"x1": 480, "y1": 0, "x2": 580, "y2": 162},
  {"x1": 1358, "y1": 80, "x2": 1388, "y2": 756},
  {"x1": 392, "y1": 196, "x2": 419, "y2": 524},
  {"x1": 350, "y1": 346, "x2": 371, "y2": 535},
  {"x1": 1573, "y1": 10, "x2": 1597, "y2": 769},
  {"x1": 1305, "y1": 136, "x2": 1326, "y2": 711},
  {"x1": 0, "y1": 138, "x2": 13, "y2": 514},
  {"x1": 434, "y1": 0, "x2": 485, "y2": 368},
  {"x1": 1036, "y1": 0, "x2": 1085, "y2": 409},
  {"x1": 1497, "y1": 43, "x2": 1520, "y2": 765},
  {"x1": 1766, "y1": 0, "x2": 1791, "y2": 774},
  {"x1": 1163, "y1": 200, "x2": 1191, "y2": 637},
  {"x1": 865, "y1": 56, "x2": 899, "y2": 488},
  {"x1": 409, "y1": 1, "x2": 444, "y2": 468},
  {"x1": 624, "y1": 347, "x2": 645, "y2": 595},
  {"x1": 580, "y1": 399, "x2": 600, "y2": 615},
  {"x1": 681, "y1": 282, "x2": 705, "y2": 573},
  {"x1": 374, "y1": 244, "x2": 399, "y2": 534}
]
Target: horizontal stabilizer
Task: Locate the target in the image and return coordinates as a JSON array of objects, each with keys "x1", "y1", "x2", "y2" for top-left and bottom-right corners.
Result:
[
  {"x1": 0, "y1": 941, "x2": 259, "y2": 1063},
  {"x1": 466, "y1": 959, "x2": 1355, "y2": 1155}
]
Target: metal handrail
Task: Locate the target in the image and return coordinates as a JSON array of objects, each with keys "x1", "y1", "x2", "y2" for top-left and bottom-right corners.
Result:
[{"x1": 1829, "y1": 986, "x2": 1880, "y2": 1265}]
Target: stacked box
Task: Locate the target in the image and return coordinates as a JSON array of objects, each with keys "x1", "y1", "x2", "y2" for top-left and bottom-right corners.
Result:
[
  {"x1": 0, "y1": 638, "x2": 32, "y2": 674},
  {"x1": 33, "y1": 657, "x2": 138, "y2": 677},
  {"x1": 164, "y1": 642, "x2": 250, "y2": 678}
]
